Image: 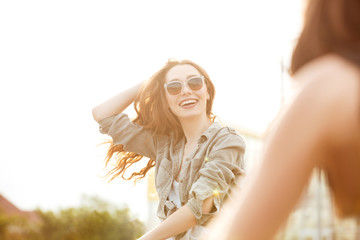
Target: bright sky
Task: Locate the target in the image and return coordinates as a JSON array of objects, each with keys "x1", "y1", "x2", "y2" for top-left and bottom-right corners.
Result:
[{"x1": 0, "y1": 0, "x2": 302, "y2": 222}]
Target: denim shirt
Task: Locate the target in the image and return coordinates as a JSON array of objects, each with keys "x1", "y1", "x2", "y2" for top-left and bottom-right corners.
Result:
[{"x1": 99, "y1": 113, "x2": 245, "y2": 239}]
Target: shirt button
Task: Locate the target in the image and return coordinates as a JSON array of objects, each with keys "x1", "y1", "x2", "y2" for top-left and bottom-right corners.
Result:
[{"x1": 198, "y1": 136, "x2": 206, "y2": 144}]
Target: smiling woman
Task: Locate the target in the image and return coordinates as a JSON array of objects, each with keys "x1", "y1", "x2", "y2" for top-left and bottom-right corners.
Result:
[
  {"x1": 164, "y1": 64, "x2": 210, "y2": 124},
  {"x1": 92, "y1": 59, "x2": 246, "y2": 240}
]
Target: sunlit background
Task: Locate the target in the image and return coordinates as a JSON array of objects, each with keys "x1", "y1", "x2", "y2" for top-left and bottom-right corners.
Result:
[{"x1": 0, "y1": 0, "x2": 304, "y2": 233}]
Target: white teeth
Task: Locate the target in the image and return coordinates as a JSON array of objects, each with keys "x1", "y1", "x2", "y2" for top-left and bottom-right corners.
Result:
[{"x1": 180, "y1": 99, "x2": 197, "y2": 106}]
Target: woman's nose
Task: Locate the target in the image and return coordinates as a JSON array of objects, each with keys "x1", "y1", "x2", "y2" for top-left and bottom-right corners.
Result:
[{"x1": 181, "y1": 82, "x2": 192, "y2": 94}]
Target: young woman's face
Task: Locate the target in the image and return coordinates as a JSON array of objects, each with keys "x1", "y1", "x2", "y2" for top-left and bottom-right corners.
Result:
[{"x1": 164, "y1": 64, "x2": 209, "y2": 121}]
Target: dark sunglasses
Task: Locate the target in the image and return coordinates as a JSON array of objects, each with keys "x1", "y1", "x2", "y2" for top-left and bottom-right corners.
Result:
[{"x1": 164, "y1": 76, "x2": 204, "y2": 95}]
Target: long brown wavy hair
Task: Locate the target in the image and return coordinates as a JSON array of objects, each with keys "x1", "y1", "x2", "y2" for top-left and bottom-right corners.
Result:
[
  {"x1": 290, "y1": 0, "x2": 360, "y2": 217},
  {"x1": 290, "y1": 0, "x2": 360, "y2": 75},
  {"x1": 104, "y1": 59, "x2": 216, "y2": 182}
]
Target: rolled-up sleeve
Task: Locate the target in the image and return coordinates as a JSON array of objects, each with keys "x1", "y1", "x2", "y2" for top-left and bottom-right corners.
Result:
[
  {"x1": 98, "y1": 113, "x2": 156, "y2": 160},
  {"x1": 186, "y1": 133, "x2": 245, "y2": 225}
]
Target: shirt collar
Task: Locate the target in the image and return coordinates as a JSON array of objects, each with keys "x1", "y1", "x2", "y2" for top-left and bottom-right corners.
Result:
[{"x1": 198, "y1": 122, "x2": 221, "y2": 144}]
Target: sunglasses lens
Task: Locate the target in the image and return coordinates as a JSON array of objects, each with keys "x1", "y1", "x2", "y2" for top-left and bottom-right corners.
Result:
[
  {"x1": 166, "y1": 82, "x2": 182, "y2": 95},
  {"x1": 188, "y1": 77, "x2": 203, "y2": 90},
  {"x1": 165, "y1": 77, "x2": 203, "y2": 95}
]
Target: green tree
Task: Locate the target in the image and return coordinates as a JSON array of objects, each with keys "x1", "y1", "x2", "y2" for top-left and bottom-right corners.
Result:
[
  {"x1": 0, "y1": 196, "x2": 144, "y2": 240},
  {"x1": 0, "y1": 210, "x2": 10, "y2": 239}
]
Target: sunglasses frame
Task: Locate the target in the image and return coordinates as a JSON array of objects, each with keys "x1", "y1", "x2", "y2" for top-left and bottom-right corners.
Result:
[{"x1": 164, "y1": 75, "x2": 205, "y2": 95}]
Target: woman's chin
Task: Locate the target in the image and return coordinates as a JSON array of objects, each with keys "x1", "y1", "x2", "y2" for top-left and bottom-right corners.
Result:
[{"x1": 176, "y1": 111, "x2": 204, "y2": 122}]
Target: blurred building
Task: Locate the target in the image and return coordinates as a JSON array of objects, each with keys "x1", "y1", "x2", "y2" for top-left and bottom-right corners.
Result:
[
  {"x1": 146, "y1": 168, "x2": 160, "y2": 231},
  {"x1": 0, "y1": 194, "x2": 41, "y2": 238},
  {"x1": 0, "y1": 194, "x2": 40, "y2": 223},
  {"x1": 277, "y1": 171, "x2": 360, "y2": 240}
]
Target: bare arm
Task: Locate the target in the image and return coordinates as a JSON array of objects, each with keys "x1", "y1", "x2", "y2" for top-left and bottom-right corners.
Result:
[
  {"x1": 139, "y1": 197, "x2": 213, "y2": 240},
  {"x1": 92, "y1": 81, "x2": 143, "y2": 123},
  {"x1": 203, "y1": 60, "x2": 358, "y2": 240}
]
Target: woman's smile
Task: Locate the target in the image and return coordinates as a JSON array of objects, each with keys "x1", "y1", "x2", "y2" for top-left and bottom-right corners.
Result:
[{"x1": 179, "y1": 98, "x2": 199, "y2": 109}]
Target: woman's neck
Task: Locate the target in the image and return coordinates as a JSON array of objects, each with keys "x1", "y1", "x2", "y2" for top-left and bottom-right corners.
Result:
[{"x1": 180, "y1": 114, "x2": 212, "y2": 144}]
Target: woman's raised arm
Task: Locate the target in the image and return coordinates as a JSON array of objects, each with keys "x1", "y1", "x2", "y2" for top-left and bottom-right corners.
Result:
[{"x1": 92, "y1": 82, "x2": 143, "y2": 123}]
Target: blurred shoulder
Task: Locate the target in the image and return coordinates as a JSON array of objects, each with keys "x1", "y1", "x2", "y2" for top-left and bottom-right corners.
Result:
[
  {"x1": 293, "y1": 54, "x2": 360, "y2": 141},
  {"x1": 294, "y1": 54, "x2": 359, "y2": 92}
]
